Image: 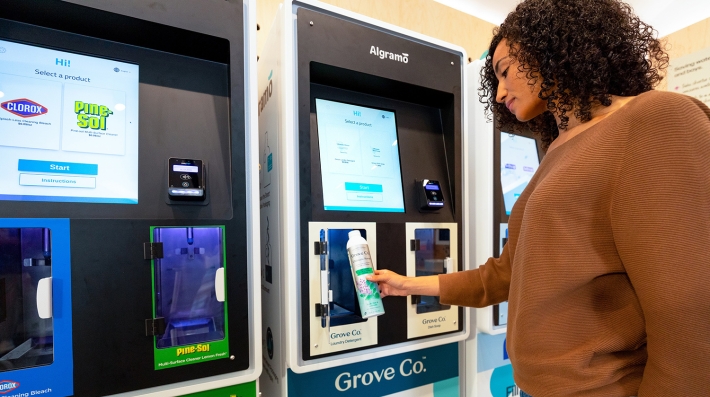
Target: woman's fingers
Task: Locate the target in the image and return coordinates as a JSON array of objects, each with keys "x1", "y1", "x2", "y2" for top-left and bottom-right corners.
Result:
[
  {"x1": 379, "y1": 283, "x2": 405, "y2": 297},
  {"x1": 379, "y1": 283, "x2": 394, "y2": 297},
  {"x1": 366, "y1": 269, "x2": 391, "y2": 283},
  {"x1": 366, "y1": 269, "x2": 408, "y2": 297}
]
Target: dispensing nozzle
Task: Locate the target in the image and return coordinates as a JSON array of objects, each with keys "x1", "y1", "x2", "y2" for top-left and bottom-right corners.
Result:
[
  {"x1": 187, "y1": 227, "x2": 194, "y2": 245},
  {"x1": 42, "y1": 228, "x2": 51, "y2": 262}
]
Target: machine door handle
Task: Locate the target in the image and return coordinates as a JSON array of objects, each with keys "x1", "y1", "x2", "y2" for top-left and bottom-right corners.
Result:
[
  {"x1": 37, "y1": 277, "x2": 52, "y2": 319},
  {"x1": 215, "y1": 268, "x2": 226, "y2": 302}
]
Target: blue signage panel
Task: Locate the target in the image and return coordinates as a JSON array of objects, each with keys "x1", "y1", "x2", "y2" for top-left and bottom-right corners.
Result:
[
  {"x1": 477, "y1": 332, "x2": 517, "y2": 397},
  {"x1": 477, "y1": 332, "x2": 510, "y2": 373},
  {"x1": 288, "y1": 343, "x2": 458, "y2": 397}
]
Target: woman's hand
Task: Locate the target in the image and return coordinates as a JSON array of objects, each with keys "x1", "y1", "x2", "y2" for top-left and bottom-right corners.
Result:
[
  {"x1": 366, "y1": 269, "x2": 440, "y2": 298},
  {"x1": 366, "y1": 269, "x2": 410, "y2": 297}
]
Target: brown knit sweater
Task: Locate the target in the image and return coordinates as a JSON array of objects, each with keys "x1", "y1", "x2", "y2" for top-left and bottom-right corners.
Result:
[{"x1": 439, "y1": 91, "x2": 710, "y2": 396}]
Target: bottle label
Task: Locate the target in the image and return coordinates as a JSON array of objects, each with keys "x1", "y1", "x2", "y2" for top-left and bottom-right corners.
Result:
[{"x1": 347, "y1": 244, "x2": 385, "y2": 318}]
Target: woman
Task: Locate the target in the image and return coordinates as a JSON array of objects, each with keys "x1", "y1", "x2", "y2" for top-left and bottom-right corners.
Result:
[{"x1": 367, "y1": 0, "x2": 710, "y2": 395}]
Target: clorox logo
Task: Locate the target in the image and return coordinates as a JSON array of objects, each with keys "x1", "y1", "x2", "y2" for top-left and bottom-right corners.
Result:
[
  {"x1": 1, "y1": 99, "x2": 48, "y2": 118},
  {"x1": 0, "y1": 380, "x2": 19, "y2": 394}
]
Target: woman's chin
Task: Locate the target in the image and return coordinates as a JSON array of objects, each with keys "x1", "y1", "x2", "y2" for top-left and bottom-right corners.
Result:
[
  {"x1": 514, "y1": 111, "x2": 539, "y2": 123},
  {"x1": 513, "y1": 104, "x2": 548, "y2": 122},
  {"x1": 515, "y1": 113, "x2": 530, "y2": 122}
]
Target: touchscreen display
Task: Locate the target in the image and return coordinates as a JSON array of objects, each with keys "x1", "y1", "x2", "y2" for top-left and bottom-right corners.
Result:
[
  {"x1": 0, "y1": 39, "x2": 139, "y2": 204},
  {"x1": 500, "y1": 132, "x2": 539, "y2": 215},
  {"x1": 315, "y1": 99, "x2": 405, "y2": 212}
]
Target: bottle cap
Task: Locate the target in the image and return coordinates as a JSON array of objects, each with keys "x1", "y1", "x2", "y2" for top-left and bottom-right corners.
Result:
[{"x1": 348, "y1": 230, "x2": 362, "y2": 240}]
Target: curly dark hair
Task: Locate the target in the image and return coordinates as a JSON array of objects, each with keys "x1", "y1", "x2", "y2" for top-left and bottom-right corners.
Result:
[{"x1": 479, "y1": 0, "x2": 669, "y2": 149}]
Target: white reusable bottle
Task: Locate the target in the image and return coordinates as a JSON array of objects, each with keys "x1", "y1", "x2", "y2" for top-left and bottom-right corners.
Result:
[{"x1": 346, "y1": 230, "x2": 385, "y2": 318}]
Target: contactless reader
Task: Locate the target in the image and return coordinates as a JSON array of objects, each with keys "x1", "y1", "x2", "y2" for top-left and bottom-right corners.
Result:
[
  {"x1": 168, "y1": 158, "x2": 206, "y2": 201},
  {"x1": 418, "y1": 179, "x2": 445, "y2": 210}
]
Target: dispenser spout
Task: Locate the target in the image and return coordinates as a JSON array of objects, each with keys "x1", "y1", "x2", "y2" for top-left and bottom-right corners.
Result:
[
  {"x1": 187, "y1": 227, "x2": 194, "y2": 245},
  {"x1": 42, "y1": 228, "x2": 51, "y2": 262}
]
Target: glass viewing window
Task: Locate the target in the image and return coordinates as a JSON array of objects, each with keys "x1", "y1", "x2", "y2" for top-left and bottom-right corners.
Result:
[
  {"x1": 413, "y1": 228, "x2": 451, "y2": 314},
  {"x1": 0, "y1": 228, "x2": 54, "y2": 371},
  {"x1": 323, "y1": 228, "x2": 367, "y2": 327},
  {"x1": 152, "y1": 227, "x2": 225, "y2": 348}
]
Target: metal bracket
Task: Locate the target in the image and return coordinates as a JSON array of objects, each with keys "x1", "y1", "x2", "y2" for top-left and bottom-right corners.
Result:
[
  {"x1": 143, "y1": 242, "x2": 164, "y2": 260},
  {"x1": 314, "y1": 241, "x2": 328, "y2": 255},
  {"x1": 145, "y1": 317, "x2": 166, "y2": 336},
  {"x1": 23, "y1": 258, "x2": 48, "y2": 267},
  {"x1": 175, "y1": 247, "x2": 205, "y2": 255},
  {"x1": 443, "y1": 257, "x2": 452, "y2": 274},
  {"x1": 410, "y1": 239, "x2": 421, "y2": 251},
  {"x1": 314, "y1": 303, "x2": 327, "y2": 317}
]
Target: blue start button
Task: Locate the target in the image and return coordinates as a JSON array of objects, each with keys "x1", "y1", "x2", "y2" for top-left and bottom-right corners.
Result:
[{"x1": 18, "y1": 159, "x2": 99, "y2": 175}]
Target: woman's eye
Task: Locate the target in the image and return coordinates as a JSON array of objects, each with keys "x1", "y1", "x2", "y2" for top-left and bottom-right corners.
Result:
[{"x1": 501, "y1": 67, "x2": 509, "y2": 78}]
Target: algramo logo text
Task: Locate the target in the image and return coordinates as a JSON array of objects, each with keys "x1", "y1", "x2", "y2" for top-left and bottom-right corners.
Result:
[{"x1": 370, "y1": 46, "x2": 408, "y2": 63}]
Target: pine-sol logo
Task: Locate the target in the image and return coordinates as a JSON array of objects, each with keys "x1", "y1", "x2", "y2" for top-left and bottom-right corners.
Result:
[
  {"x1": 1, "y1": 98, "x2": 48, "y2": 118},
  {"x1": 0, "y1": 380, "x2": 19, "y2": 394}
]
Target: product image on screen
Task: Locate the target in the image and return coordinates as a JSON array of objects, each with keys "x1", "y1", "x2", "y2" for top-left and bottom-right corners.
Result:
[
  {"x1": 500, "y1": 133, "x2": 539, "y2": 215},
  {"x1": 315, "y1": 99, "x2": 405, "y2": 212},
  {"x1": 0, "y1": 39, "x2": 139, "y2": 204}
]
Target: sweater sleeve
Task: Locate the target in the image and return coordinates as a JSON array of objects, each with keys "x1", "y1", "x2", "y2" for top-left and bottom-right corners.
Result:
[
  {"x1": 438, "y1": 242, "x2": 512, "y2": 308},
  {"x1": 610, "y1": 94, "x2": 710, "y2": 396}
]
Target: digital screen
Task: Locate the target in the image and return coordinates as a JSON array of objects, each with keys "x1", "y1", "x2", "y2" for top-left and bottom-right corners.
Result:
[
  {"x1": 500, "y1": 132, "x2": 539, "y2": 215},
  {"x1": 173, "y1": 165, "x2": 198, "y2": 173},
  {"x1": 315, "y1": 99, "x2": 405, "y2": 212},
  {"x1": 0, "y1": 39, "x2": 139, "y2": 204}
]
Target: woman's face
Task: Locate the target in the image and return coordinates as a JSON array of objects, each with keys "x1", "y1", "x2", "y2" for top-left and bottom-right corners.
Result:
[{"x1": 493, "y1": 39, "x2": 547, "y2": 122}]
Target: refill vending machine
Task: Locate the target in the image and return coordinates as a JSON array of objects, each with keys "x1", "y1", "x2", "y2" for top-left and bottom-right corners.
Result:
[
  {"x1": 0, "y1": 0, "x2": 260, "y2": 395},
  {"x1": 259, "y1": 2, "x2": 469, "y2": 395}
]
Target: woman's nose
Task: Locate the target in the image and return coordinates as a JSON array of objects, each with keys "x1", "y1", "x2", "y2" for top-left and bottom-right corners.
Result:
[{"x1": 496, "y1": 82, "x2": 507, "y2": 104}]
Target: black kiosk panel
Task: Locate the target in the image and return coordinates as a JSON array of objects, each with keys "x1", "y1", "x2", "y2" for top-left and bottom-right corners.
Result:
[
  {"x1": 297, "y1": 7, "x2": 464, "y2": 360},
  {"x1": 0, "y1": 0, "x2": 250, "y2": 395},
  {"x1": 0, "y1": 5, "x2": 233, "y2": 220},
  {"x1": 310, "y1": 81, "x2": 455, "y2": 222}
]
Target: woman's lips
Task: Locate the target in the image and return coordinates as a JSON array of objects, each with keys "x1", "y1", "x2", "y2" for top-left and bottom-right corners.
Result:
[{"x1": 506, "y1": 98, "x2": 514, "y2": 111}]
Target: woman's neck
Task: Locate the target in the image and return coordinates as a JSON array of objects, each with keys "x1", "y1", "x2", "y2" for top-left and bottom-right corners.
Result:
[{"x1": 547, "y1": 95, "x2": 636, "y2": 153}]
